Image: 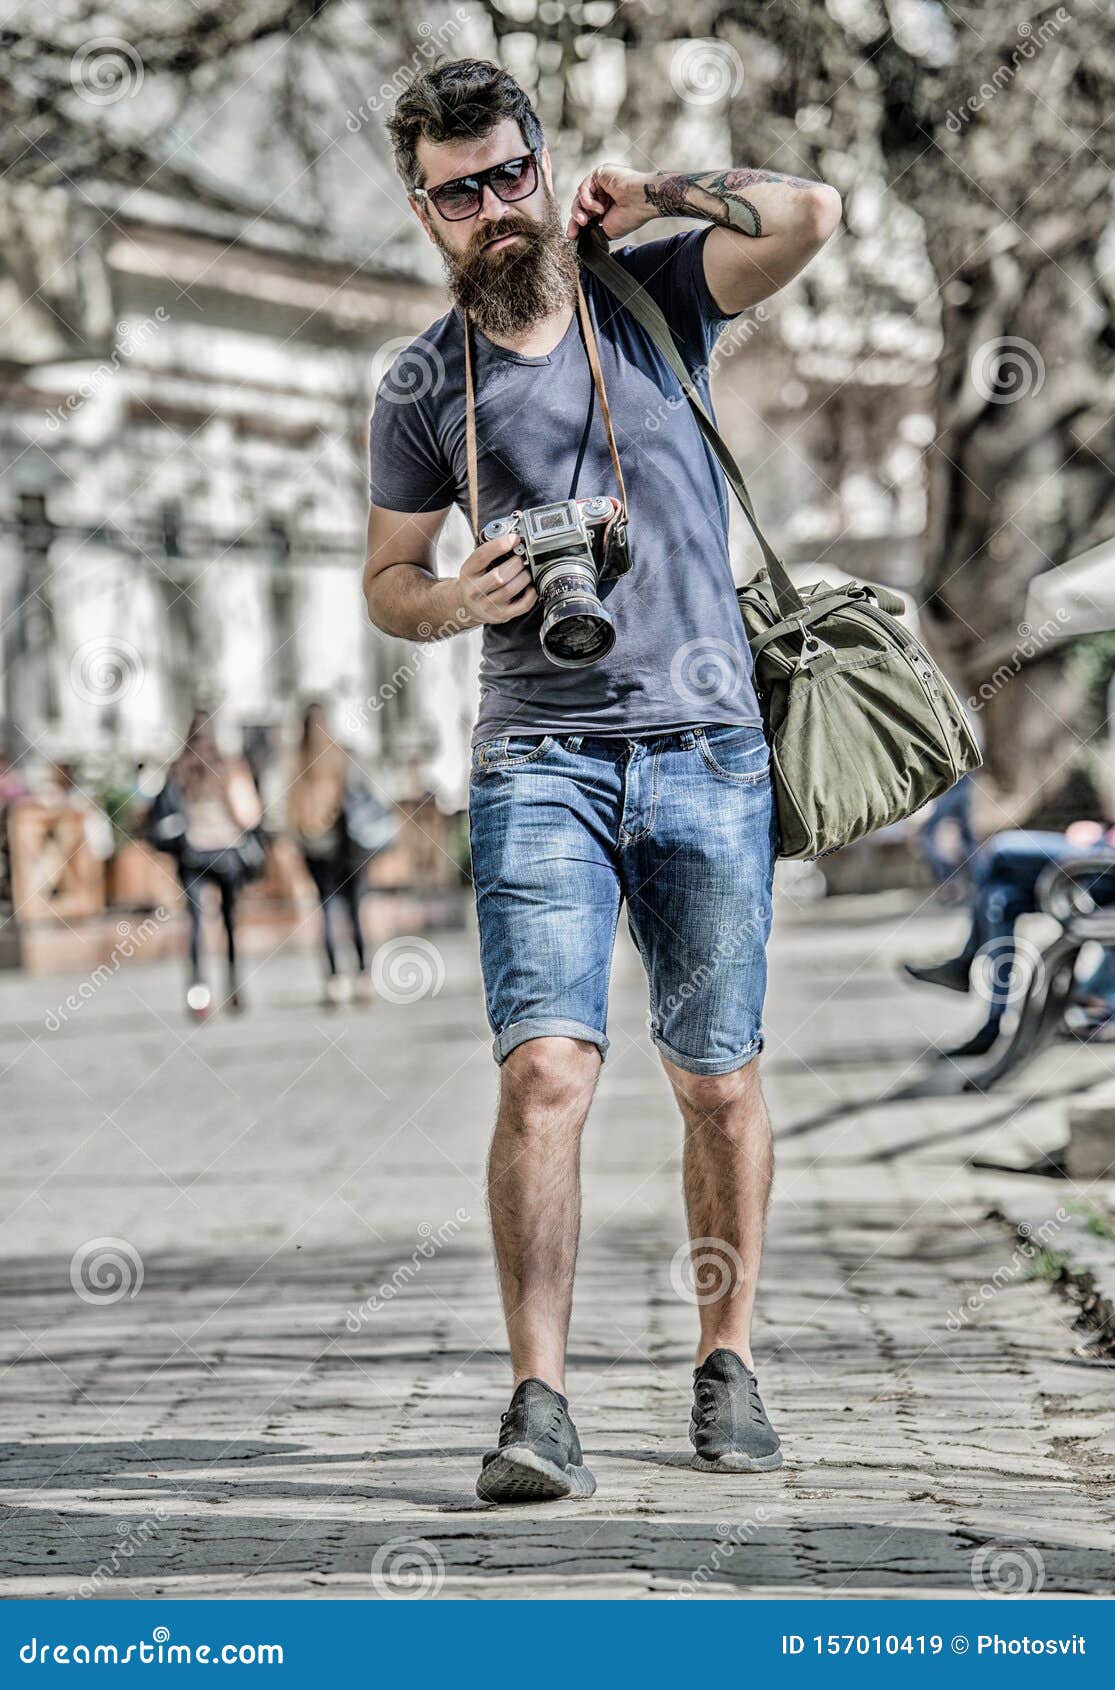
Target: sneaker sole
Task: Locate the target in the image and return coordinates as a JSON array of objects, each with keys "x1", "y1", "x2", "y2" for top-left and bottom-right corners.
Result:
[
  {"x1": 691, "y1": 1449, "x2": 783, "y2": 1473},
  {"x1": 475, "y1": 1445, "x2": 597, "y2": 1503}
]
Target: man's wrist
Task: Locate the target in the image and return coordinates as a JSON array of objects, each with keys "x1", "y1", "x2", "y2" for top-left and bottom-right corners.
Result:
[{"x1": 421, "y1": 575, "x2": 475, "y2": 640}]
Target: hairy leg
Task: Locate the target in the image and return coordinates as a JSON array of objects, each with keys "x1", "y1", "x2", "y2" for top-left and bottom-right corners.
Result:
[
  {"x1": 488, "y1": 1036, "x2": 601, "y2": 1394},
  {"x1": 664, "y1": 1056, "x2": 773, "y2": 1370}
]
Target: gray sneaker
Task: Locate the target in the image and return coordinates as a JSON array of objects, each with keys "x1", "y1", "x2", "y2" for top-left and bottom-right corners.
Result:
[
  {"x1": 476, "y1": 1378, "x2": 597, "y2": 1503},
  {"x1": 690, "y1": 1349, "x2": 783, "y2": 1472}
]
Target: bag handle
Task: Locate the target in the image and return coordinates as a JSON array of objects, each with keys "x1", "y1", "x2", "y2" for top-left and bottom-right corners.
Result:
[
  {"x1": 463, "y1": 281, "x2": 627, "y2": 546},
  {"x1": 575, "y1": 222, "x2": 805, "y2": 620}
]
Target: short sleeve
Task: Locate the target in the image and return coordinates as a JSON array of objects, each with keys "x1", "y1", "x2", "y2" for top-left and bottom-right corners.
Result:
[
  {"x1": 613, "y1": 228, "x2": 736, "y2": 372},
  {"x1": 368, "y1": 352, "x2": 456, "y2": 513}
]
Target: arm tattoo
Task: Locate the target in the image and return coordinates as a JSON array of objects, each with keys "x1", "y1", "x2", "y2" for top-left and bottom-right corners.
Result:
[{"x1": 643, "y1": 168, "x2": 820, "y2": 239}]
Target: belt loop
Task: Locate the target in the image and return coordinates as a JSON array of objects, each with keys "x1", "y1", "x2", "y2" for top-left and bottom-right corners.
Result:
[
  {"x1": 565, "y1": 734, "x2": 583, "y2": 752},
  {"x1": 679, "y1": 730, "x2": 696, "y2": 750}
]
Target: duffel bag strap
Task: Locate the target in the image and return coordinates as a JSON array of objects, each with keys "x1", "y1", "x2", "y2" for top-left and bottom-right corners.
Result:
[
  {"x1": 576, "y1": 222, "x2": 805, "y2": 622},
  {"x1": 745, "y1": 589, "x2": 879, "y2": 658}
]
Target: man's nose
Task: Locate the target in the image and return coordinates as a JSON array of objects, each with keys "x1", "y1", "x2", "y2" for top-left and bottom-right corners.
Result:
[{"x1": 477, "y1": 182, "x2": 510, "y2": 221}]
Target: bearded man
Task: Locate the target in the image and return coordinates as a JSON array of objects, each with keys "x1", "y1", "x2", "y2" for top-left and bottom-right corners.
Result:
[{"x1": 365, "y1": 58, "x2": 840, "y2": 1504}]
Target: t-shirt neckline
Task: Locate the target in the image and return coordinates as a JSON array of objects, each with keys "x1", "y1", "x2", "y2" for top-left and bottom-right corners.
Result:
[{"x1": 462, "y1": 301, "x2": 580, "y2": 367}]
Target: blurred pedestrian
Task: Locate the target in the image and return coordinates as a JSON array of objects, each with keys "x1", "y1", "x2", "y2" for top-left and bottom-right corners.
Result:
[
  {"x1": 918, "y1": 773, "x2": 977, "y2": 899},
  {"x1": 0, "y1": 749, "x2": 29, "y2": 907},
  {"x1": 290, "y1": 703, "x2": 369, "y2": 1007},
  {"x1": 149, "y1": 712, "x2": 264, "y2": 1021},
  {"x1": 905, "y1": 821, "x2": 1115, "y2": 1056}
]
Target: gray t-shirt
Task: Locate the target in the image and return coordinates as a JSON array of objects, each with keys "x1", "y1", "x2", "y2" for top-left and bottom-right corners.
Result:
[{"x1": 369, "y1": 229, "x2": 762, "y2": 744}]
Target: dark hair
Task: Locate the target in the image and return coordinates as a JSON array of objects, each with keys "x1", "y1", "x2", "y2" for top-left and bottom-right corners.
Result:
[{"x1": 386, "y1": 59, "x2": 544, "y2": 192}]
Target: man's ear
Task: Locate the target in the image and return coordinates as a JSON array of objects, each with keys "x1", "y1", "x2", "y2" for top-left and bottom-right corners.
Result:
[
  {"x1": 409, "y1": 195, "x2": 436, "y2": 246},
  {"x1": 540, "y1": 146, "x2": 554, "y2": 196}
]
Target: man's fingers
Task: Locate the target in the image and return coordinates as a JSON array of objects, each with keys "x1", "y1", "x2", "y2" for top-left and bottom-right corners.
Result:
[
  {"x1": 581, "y1": 177, "x2": 609, "y2": 216},
  {"x1": 492, "y1": 583, "x2": 538, "y2": 620},
  {"x1": 567, "y1": 172, "x2": 609, "y2": 235},
  {"x1": 486, "y1": 566, "x2": 533, "y2": 602},
  {"x1": 463, "y1": 531, "x2": 520, "y2": 574}
]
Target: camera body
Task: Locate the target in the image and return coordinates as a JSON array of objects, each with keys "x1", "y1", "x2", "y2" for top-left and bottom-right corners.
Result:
[{"x1": 481, "y1": 495, "x2": 628, "y2": 669}]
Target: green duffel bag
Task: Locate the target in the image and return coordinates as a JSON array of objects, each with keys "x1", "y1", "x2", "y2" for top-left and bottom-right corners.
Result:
[
  {"x1": 577, "y1": 225, "x2": 983, "y2": 861},
  {"x1": 737, "y1": 570, "x2": 981, "y2": 859}
]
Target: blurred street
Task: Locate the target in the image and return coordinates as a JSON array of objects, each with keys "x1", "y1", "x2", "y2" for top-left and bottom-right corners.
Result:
[{"x1": 3, "y1": 888, "x2": 1115, "y2": 1599}]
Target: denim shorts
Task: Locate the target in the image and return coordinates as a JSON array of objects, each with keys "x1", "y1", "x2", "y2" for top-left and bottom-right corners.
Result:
[{"x1": 468, "y1": 725, "x2": 778, "y2": 1075}]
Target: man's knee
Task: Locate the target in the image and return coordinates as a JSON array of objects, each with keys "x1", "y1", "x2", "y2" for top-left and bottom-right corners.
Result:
[
  {"x1": 499, "y1": 1036, "x2": 600, "y2": 1122},
  {"x1": 667, "y1": 1056, "x2": 763, "y2": 1123}
]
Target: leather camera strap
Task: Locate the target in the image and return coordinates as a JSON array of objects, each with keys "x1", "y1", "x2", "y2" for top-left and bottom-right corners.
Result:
[{"x1": 463, "y1": 281, "x2": 627, "y2": 545}]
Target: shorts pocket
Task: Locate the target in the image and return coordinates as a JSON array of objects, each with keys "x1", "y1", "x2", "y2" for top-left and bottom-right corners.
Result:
[
  {"x1": 696, "y1": 726, "x2": 770, "y2": 785},
  {"x1": 473, "y1": 734, "x2": 556, "y2": 774}
]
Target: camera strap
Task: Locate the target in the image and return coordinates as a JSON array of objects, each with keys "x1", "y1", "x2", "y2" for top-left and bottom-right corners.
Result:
[
  {"x1": 462, "y1": 283, "x2": 628, "y2": 544},
  {"x1": 575, "y1": 222, "x2": 806, "y2": 621}
]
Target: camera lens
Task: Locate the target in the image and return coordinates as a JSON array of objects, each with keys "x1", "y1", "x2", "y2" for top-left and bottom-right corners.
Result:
[{"x1": 537, "y1": 559, "x2": 615, "y2": 668}]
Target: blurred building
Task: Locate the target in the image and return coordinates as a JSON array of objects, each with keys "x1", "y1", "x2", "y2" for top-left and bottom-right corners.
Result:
[{"x1": 0, "y1": 175, "x2": 480, "y2": 814}]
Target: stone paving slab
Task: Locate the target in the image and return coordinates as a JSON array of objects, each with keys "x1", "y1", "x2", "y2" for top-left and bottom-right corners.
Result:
[{"x1": 2, "y1": 892, "x2": 1114, "y2": 1598}]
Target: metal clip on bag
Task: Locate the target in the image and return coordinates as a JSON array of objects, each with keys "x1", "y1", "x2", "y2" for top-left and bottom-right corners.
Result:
[{"x1": 576, "y1": 224, "x2": 982, "y2": 861}]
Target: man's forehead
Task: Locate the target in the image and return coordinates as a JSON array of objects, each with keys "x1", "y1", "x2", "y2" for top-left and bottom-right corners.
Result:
[{"x1": 415, "y1": 118, "x2": 527, "y2": 187}]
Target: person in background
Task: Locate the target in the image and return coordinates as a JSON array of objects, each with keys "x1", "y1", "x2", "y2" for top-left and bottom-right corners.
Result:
[
  {"x1": 289, "y1": 702, "x2": 369, "y2": 1006},
  {"x1": 918, "y1": 773, "x2": 977, "y2": 900},
  {"x1": 0, "y1": 750, "x2": 30, "y2": 907},
  {"x1": 0, "y1": 750, "x2": 29, "y2": 809},
  {"x1": 163, "y1": 712, "x2": 263, "y2": 1021},
  {"x1": 905, "y1": 820, "x2": 1115, "y2": 1057}
]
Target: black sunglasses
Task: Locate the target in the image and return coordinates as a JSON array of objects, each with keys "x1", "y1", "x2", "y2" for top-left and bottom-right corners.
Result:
[{"x1": 415, "y1": 151, "x2": 541, "y2": 222}]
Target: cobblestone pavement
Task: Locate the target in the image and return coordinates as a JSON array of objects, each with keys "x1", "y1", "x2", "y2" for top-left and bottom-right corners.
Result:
[{"x1": 2, "y1": 890, "x2": 1114, "y2": 1598}]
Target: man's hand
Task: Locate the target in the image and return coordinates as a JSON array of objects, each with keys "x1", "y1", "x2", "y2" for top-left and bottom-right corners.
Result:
[
  {"x1": 364, "y1": 505, "x2": 535, "y2": 642},
  {"x1": 457, "y1": 531, "x2": 538, "y2": 626},
  {"x1": 565, "y1": 164, "x2": 655, "y2": 241}
]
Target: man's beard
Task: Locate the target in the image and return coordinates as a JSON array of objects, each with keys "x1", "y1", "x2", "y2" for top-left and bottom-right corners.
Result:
[{"x1": 437, "y1": 193, "x2": 579, "y2": 339}]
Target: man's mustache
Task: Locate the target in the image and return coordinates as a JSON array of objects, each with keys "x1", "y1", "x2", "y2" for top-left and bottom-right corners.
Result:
[{"x1": 463, "y1": 218, "x2": 551, "y2": 262}]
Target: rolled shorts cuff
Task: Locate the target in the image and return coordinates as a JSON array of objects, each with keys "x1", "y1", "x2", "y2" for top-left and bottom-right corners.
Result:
[
  {"x1": 651, "y1": 1030, "x2": 764, "y2": 1076},
  {"x1": 493, "y1": 1018, "x2": 609, "y2": 1065}
]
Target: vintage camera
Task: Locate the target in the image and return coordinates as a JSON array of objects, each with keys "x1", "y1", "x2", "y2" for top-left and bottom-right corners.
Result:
[{"x1": 481, "y1": 496, "x2": 629, "y2": 669}]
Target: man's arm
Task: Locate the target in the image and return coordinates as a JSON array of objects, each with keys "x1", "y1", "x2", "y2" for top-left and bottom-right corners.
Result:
[
  {"x1": 567, "y1": 163, "x2": 841, "y2": 314},
  {"x1": 364, "y1": 504, "x2": 537, "y2": 642}
]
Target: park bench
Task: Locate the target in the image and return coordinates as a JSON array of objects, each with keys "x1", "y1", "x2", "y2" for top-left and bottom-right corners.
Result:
[{"x1": 966, "y1": 851, "x2": 1115, "y2": 1090}]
